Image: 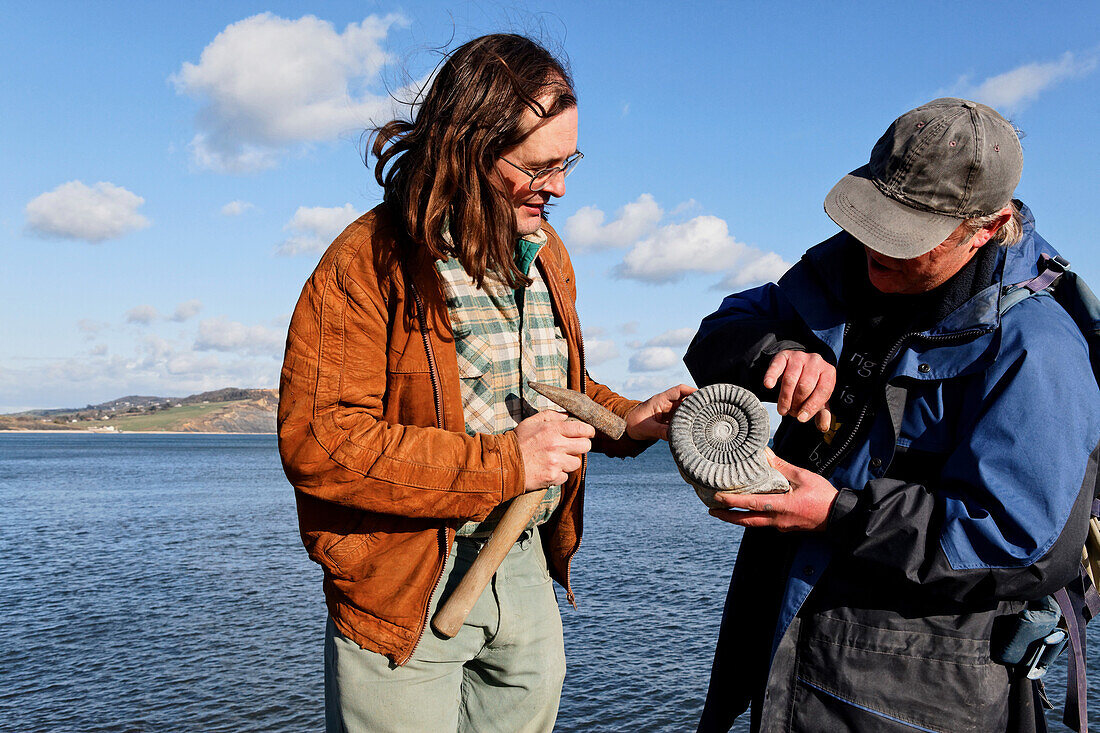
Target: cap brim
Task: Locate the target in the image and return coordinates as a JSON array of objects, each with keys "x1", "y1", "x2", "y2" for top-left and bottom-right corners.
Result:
[{"x1": 824, "y1": 165, "x2": 963, "y2": 259}]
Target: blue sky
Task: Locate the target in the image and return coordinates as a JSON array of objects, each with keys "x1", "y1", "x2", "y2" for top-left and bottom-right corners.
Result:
[{"x1": 3, "y1": 1, "x2": 1098, "y2": 412}]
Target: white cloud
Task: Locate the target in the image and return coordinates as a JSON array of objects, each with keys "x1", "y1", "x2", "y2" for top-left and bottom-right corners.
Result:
[
  {"x1": 191, "y1": 143, "x2": 278, "y2": 173},
  {"x1": 615, "y1": 215, "x2": 788, "y2": 285},
  {"x1": 568, "y1": 194, "x2": 789, "y2": 287},
  {"x1": 629, "y1": 346, "x2": 680, "y2": 372},
  {"x1": 194, "y1": 316, "x2": 285, "y2": 357},
  {"x1": 564, "y1": 194, "x2": 663, "y2": 251},
  {"x1": 956, "y1": 52, "x2": 1098, "y2": 113},
  {"x1": 584, "y1": 338, "x2": 619, "y2": 366},
  {"x1": 172, "y1": 12, "x2": 407, "y2": 172},
  {"x1": 619, "y1": 321, "x2": 639, "y2": 335},
  {"x1": 0, "y1": 337, "x2": 279, "y2": 412},
  {"x1": 171, "y1": 299, "x2": 203, "y2": 322},
  {"x1": 123, "y1": 300, "x2": 202, "y2": 325},
  {"x1": 670, "y1": 199, "x2": 702, "y2": 216},
  {"x1": 78, "y1": 319, "x2": 107, "y2": 334},
  {"x1": 713, "y1": 252, "x2": 791, "y2": 291},
  {"x1": 132, "y1": 333, "x2": 276, "y2": 383},
  {"x1": 164, "y1": 350, "x2": 224, "y2": 376},
  {"x1": 221, "y1": 200, "x2": 255, "y2": 216},
  {"x1": 25, "y1": 181, "x2": 151, "y2": 242},
  {"x1": 126, "y1": 305, "x2": 160, "y2": 325},
  {"x1": 618, "y1": 373, "x2": 691, "y2": 401},
  {"x1": 277, "y1": 203, "x2": 359, "y2": 255},
  {"x1": 646, "y1": 327, "x2": 696, "y2": 347}
]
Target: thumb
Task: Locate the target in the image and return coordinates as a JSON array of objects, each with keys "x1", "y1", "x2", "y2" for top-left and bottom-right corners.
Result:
[
  {"x1": 670, "y1": 383, "x2": 696, "y2": 400},
  {"x1": 765, "y1": 447, "x2": 797, "y2": 478}
]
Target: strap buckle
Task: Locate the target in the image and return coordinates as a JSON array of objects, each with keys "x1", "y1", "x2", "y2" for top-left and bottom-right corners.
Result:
[
  {"x1": 1020, "y1": 628, "x2": 1069, "y2": 680},
  {"x1": 1044, "y1": 254, "x2": 1070, "y2": 274}
]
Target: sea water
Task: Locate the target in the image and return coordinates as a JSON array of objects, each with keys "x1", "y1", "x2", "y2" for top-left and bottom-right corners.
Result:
[{"x1": 0, "y1": 434, "x2": 1092, "y2": 731}]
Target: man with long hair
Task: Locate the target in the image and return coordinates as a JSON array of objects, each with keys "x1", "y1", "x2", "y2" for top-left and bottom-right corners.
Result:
[{"x1": 278, "y1": 33, "x2": 692, "y2": 732}]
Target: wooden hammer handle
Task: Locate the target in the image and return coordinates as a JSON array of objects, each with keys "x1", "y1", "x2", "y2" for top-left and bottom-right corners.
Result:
[{"x1": 430, "y1": 488, "x2": 546, "y2": 638}]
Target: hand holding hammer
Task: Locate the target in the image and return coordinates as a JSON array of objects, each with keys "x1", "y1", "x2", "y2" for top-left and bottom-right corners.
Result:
[{"x1": 430, "y1": 382, "x2": 626, "y2": 638}]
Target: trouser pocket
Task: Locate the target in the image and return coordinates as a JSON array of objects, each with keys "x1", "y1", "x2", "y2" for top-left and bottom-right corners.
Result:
[{"x1": 791, "y1": 614, "x2": 1010, "y2": 732}]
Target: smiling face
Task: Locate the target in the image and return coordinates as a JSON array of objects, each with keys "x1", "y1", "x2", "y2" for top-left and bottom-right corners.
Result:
[{"x1": 493, "y1": 103, "x2": 578, "y2": 236}]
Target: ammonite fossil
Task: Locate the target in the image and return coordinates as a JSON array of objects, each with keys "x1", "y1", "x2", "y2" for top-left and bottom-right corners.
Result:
[{"x1": 669, "y1": 383, "x2": 789, "y2": 508}]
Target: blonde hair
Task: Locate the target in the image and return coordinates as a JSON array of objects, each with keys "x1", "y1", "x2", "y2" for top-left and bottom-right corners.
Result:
[{"x1": 963, "y1": 200, "x2": 1023, "y2": 246}]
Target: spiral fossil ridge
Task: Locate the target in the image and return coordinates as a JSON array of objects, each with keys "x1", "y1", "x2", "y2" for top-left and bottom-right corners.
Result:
[{"x1": 669, "y1": 383, "x2": 790, "y2": 507}]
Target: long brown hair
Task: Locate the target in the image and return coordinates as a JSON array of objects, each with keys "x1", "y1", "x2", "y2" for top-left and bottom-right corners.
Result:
[{"x1": 372, "y1": 34, "x2": 575, "y2": 288}]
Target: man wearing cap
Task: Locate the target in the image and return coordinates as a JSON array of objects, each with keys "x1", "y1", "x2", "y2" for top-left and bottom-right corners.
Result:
[{"x1": 685, "y1": 98, "x2": 1100, "y2": 732}]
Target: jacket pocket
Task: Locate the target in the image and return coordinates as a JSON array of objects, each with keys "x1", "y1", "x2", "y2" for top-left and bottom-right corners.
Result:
[
  {"x1": 791, "y1": 612, "x2": 1010, "y2": 732},
  {"x1": 323, "y1": 512, "x2": 381, "y2": 577}
]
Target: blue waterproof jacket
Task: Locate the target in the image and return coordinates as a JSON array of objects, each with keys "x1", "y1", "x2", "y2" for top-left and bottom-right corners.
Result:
[{"x1": 686, "y1": 205, "x2": 1100, "y2": 732}]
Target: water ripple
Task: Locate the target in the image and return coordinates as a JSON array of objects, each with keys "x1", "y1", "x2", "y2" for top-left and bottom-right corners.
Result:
[{"x1": 1, "y1": 435, "x2": 1093, "y2": 732}]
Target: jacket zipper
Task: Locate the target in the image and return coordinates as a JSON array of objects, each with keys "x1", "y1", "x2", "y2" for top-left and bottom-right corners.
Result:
[
  {"x1": 411, "y1": 285, "x2": 444, "y2": 429},
  {"x1": 816, "y1": 326, "x2": 989, "y2": 475},
  {"x1": 534, "y1": 252, "x2": 588, "y2": 607},
  {"x1": 399, "y1": 281, "x2": 448, "y2": 666},
  {"x1": 564, "y1": 301, "x2": 586, "y2": 608}
]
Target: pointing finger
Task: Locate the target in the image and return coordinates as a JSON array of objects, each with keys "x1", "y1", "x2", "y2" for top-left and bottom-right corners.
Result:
[{"x1": 762, "y1": 353, "x2": 789, "y2": 390}]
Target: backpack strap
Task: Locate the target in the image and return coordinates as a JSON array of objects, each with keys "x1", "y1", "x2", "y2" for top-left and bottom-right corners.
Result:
[
  {"x1": 1004, "y1": 253, "x2": 1098, "y2": 731},
  {"x1": 1054, "y1": 583, "x2": 1091, "y2": 733},
  {"x1": 1052, "y1": 494, "x2": 1100, "y2": 733},
  {"x1": 999, "y1": 254, "x2": 1070, "y2": 315},
  {"x1": 1088, "y1": 499, "x2": 1100, "y2": 624}
]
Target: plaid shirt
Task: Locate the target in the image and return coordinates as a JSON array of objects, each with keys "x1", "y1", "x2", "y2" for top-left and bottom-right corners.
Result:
[{"x1": 435, "y1": 229, "x2": 569, "y2": 537}]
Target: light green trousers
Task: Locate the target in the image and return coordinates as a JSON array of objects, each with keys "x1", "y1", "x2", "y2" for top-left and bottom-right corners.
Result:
[{"x1": 324, "y1": 527, "x2": 567, "y2": 733}]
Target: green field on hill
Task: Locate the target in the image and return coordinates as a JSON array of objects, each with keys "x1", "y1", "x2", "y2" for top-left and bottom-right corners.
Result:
[{"x1": 78, "y1": 401, "x2": 246, "y2": 431}]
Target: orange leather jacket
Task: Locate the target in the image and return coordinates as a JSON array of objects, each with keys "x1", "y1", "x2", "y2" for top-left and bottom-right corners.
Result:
[{"x1": 278, "y1": 205, "x2": 648, "y2": 664}]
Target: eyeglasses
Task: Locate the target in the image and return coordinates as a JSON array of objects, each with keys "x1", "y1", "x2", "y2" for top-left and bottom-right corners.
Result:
[{"x1": 499, "y1": 151, "x2": 584, "y2": 192}]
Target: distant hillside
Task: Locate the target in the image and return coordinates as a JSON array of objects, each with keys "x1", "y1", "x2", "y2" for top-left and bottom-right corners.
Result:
[{"x1": 0, "y1": 388, "x2": 278, "y2": 433}]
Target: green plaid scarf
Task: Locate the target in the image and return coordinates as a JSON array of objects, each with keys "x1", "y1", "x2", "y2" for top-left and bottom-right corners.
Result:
[{"x1": 435, "y1": 230, "x2": 569, "y2": 537}]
